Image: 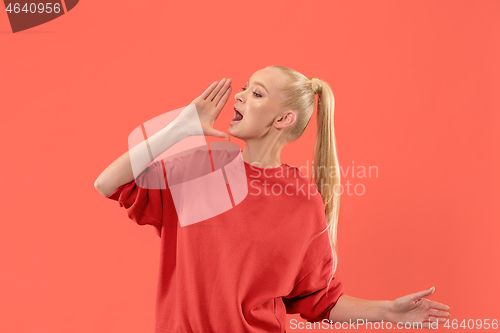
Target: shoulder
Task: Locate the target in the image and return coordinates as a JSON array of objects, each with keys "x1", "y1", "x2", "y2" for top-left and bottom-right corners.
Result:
[
  {"x1": 269, "y1": 165, "x2": 328, "y2": 232},
  {"x1": 282, "y1": 166, "x2": 325, "y2": 208}
]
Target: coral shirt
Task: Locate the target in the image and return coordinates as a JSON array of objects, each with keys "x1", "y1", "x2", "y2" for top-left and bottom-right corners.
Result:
[{"x1": 106, "y1": 148, "x2": 345, "y2": 332}]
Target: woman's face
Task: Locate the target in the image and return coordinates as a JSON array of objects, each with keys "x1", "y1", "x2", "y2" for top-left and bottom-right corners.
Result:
[{"x1": 228, "y1": 67, "x2": 291, "y2": 141}]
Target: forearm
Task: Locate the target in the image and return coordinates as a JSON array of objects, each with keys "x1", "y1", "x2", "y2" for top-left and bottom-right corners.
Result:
[
  {"x1": 94, "y1": 121, "x2": 187, "y2": 197},
  {"x1": 328, "y1": 295, "x2": 391, "y2": 323}
]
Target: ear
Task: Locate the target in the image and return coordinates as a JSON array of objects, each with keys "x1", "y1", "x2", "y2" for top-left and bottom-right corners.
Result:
[{"x1": 274, "y1": 110, "x2": 296, "y2": 130}]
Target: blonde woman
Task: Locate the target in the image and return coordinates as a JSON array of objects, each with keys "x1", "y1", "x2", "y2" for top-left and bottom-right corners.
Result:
[{"x1": 95, "y1": 66, "x2": 451, "y2": 332}]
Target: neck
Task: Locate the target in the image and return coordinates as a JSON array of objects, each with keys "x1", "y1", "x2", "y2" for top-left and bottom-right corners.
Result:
[{"x1": 241, "y1": 137, "x2": 284, "y2": 169}]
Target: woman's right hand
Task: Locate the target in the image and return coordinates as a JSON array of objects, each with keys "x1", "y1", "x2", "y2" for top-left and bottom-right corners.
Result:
[{"x1": 173, "y1": 78, "x2": 232, "y2": 141}]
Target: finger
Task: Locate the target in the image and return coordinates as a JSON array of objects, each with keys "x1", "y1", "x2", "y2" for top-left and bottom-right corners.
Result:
[
  {"x1": 214, "y1": 78, "x2": 232, "y2": 106},
  {"x1": 206, "y1": 128, "x2": 230, "y2": 141},
  {"x1": 208, "y1": 78, "x2": 227, "y2": 102},
  {"x1": 212, "y1": 78, "x2": 231, "y2": 104},
  {"x1": 201, "y1": 81, "x2": 219, "y2": 100},
  {"x1": 433, "y1": 316, "x2": 448, "y2": 324},
  {"x1": 429, "y1": 308, "x2": 451, "y2": 318},
  {"x1": 215, "y1": 84, "x2": 232, "y2": 109},
  {"x1": 409, "y1": 287, "x2": 435, "y2": 302},
  {"x1": 427, "y1": 300, "x2": 451, "y2": 311}
]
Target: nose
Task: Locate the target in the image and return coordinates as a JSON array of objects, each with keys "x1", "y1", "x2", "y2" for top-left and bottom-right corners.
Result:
[{"x1": 235, "y1": 91, "x2": 243, "y2": 103}]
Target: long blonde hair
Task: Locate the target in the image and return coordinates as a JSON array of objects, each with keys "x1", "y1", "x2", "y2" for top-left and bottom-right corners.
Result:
[{"x1": 269, "y1": 65, "x2": 341, "y2": 291}]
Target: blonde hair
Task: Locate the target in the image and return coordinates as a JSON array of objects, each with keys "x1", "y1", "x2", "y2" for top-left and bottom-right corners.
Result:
[{"x1": 268, "y1": 65, "x2": 341, "y2": 293}]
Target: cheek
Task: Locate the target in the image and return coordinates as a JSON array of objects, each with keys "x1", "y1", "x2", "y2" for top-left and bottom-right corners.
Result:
[
  {"x1": 252, "y1": 110, "x2": 275, "y2": 126},
  {"x1": 244, "y1": 114, "x2": 264, "y2": 128},
  {"x1": 243, "y1": 115, "x2": 274, "y2": 136}
]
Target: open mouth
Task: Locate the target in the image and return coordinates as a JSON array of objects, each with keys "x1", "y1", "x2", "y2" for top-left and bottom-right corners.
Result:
[{"x1": 230, "y1": 108, "x2": 243, "y2": 124}]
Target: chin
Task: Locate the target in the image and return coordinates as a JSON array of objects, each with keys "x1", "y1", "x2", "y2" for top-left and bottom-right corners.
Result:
[
  {"x1": 228, "y1": 127, "x2": 245, "y2": 141},
  {"x1": 228, "y1": 127, "x2": 238, "y2": 138}
]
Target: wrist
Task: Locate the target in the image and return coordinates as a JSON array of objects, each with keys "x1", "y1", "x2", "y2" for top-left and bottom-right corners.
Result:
[
  {"x1": 164, "y1": 119, "x2": 191, "y2": 140},
  {"x1": 383, "y1": 300, "x2": 395, "y2": 323},
  {"x1": 170, "y1": 104, "x2": 205, "y2": 138}
]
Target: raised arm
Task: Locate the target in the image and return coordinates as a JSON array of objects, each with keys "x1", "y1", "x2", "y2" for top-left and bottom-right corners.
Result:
[
  {"x1": 94, "y1": 78, "x2": 233, "y2": 197},
  {"x1": 93, "y1": 122, "x2": 187, "y2": 197}
]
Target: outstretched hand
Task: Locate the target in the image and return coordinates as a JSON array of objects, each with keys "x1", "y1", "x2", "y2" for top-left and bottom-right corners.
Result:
[{"x1": 386, "y1": 287, "x2": 451, "y2": 329}]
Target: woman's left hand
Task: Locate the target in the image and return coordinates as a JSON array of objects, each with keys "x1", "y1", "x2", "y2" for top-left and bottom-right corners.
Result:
[{"x1": 386, "y1": 287, "x2": 451, "y2": 329}]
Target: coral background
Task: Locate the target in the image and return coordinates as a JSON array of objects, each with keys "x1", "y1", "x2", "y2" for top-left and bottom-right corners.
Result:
[{"x1": 1, "y1": 0, "x2": 498, "y2": 332}]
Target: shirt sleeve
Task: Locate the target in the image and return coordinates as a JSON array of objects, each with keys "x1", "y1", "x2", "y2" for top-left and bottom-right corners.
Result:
[
  {"x1": 282, "y1": 249, "x2": 345, "y2": 323},
  {"x1": 106, "y1": 159, "x2": 167, "y2": 238}
]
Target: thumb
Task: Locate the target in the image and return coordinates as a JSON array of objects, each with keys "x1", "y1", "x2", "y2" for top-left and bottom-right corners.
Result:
[
  {"x1": 207, "y1": 129, "x2": 231, "y2": 141},
  {"x1": 409, "y1": 286, "x2": 435, "y2": 302}
]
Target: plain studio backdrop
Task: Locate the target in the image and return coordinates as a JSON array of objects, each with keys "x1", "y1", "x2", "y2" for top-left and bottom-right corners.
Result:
[{"x1": 0, "y1": 0, "x2": 498, "y2": 332}]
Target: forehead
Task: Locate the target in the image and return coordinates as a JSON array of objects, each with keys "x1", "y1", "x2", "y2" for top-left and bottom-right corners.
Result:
[{"x1": 249, "y1": 68, "x2": 288, "y2": 93}]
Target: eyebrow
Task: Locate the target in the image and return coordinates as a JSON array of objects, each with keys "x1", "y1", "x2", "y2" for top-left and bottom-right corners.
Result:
[{"x1": 247, "y1": 79, "x2": 269, "y2": 94}]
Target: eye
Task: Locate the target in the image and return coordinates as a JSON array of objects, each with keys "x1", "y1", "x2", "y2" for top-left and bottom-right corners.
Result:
[{"x1": 241, "y1": 87, "x2": 262, "y2": 98}]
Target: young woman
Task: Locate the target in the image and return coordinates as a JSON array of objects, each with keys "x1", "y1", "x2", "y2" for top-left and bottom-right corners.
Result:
[{"x1": 95, "y1": 65, "x2": 451, "y2": 332}]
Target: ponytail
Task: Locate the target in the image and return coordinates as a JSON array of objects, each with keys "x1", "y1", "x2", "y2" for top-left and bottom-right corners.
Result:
[
  {"x1": 310, "y1": 77, "x2": 341, "y2": 286},
  {"x1": 267, "y1": 66, "x2": 341, "y2": 295}
]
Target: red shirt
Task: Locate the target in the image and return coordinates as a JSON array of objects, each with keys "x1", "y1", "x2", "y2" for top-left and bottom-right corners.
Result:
[{"x1": 107, "y1": 148, "x2": 345, "y2": 332}]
